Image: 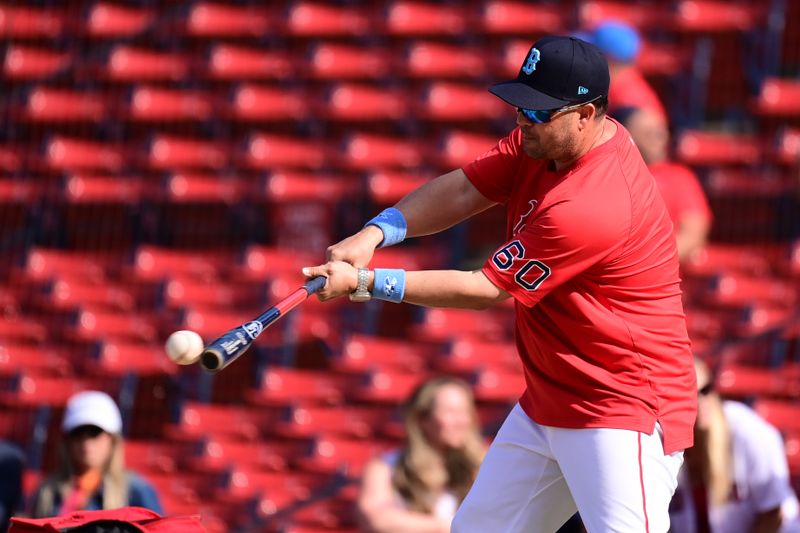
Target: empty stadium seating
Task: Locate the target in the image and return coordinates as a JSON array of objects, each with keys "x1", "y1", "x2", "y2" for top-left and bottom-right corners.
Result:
[{"x1": 1, "y1": 1, "x2": 798, "y2": 530}]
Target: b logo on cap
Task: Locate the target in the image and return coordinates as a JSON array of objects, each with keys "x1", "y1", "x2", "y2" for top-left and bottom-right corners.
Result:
[{"x1": 522, "y1": 48, "x2": 541, "y2": 75}]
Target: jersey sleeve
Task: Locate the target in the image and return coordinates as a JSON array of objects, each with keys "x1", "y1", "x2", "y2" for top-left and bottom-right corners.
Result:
[
  {"x1": 672, "y1": 165, "x2": 712, "y2": 222},
  {"x1": 482, "y1": 195, "x2": 628, "y2": 308},
  {"x1": 462, "y1": 127, "x2": 523, "y2": 204}
]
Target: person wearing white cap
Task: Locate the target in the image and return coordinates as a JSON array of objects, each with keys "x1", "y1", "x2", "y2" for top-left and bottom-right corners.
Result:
[{"x1": 29, "y1": 391, "x2": 163, "y2": 518}]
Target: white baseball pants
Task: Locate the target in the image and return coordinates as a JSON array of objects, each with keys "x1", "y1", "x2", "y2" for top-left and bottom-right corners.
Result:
[{"x1": 451, "y1": 404, "x2": 684, "y2": 533}]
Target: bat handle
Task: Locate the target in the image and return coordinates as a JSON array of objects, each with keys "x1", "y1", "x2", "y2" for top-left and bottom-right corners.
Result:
[{"x1": 304, "y1": 275, "x2": 326, "y2": 294}]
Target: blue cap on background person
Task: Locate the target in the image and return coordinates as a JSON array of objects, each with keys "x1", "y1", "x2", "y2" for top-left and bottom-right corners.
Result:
[
  {"x1": 62, "y1": 391, "x2": 123, "y2": 435},
  {"x1": 587, "y1": 20, "x2": 641, "y2": 64},
  {"x1": 489, "y1": 36, "x2": 609, "y2": 111}
]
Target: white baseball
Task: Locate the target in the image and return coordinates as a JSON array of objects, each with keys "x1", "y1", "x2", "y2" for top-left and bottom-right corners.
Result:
[{"x1": 164, "y1": 330, "x2": 204, "y2": 365}]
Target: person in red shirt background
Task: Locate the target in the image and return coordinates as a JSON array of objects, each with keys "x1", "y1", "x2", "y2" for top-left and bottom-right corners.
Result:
[
  {"x1": 583, "y1": 20, "x2": 669, "y2": 123},
  {"x1": 303, "y1": 36, "x2": 696, "y2": 532},
  {"x1": 615, "y1": 106, "x2": 713, "y2": 263}
]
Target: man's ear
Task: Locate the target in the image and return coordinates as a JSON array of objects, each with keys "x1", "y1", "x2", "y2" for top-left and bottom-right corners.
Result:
[{"x1": 577, "y1": 104, "x2": 596, "y2": 129}]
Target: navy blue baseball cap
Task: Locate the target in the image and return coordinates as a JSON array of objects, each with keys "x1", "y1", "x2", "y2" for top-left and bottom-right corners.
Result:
[{"x1": 490, "y1": 36, "x2": 610, "y2": 111}]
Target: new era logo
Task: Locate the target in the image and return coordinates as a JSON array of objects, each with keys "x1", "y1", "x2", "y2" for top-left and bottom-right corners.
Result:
[{"x1": 578, "y1": 86, "x2": 589, "y2": 95}]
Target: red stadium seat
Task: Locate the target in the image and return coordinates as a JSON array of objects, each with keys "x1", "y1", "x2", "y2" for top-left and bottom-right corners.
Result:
[
  {"x1": 37, "y1": 277, "x2": 136, "y2": 311},
  {"x1": 148, "y1": 135, "x2": 228, "y2": 170},
  {"x1": 186, "y1": 2, "x2": 271, "y2": 37},
  {"x1": 496, "y1": 39, "x2": 535, "y2": 77},
  {"x1": 735, "y1": 304, "x2": 795, "y2": 337},
  {"x1": 106, "y1": 46, "x2": 189, "y2": 81},
  {"x1": 125, "y1": 245, "x2": 231, "y2": 282},
  {"x1": 636, "y1": 41, "x2": 694, "y2": 77},
  {"x1": 433, "y1": 338, "x2": 520, "y2": 373},
  {"x1": 307, "y1": 43, "x2": 392, "y2": 80},
  {"x1": 207, "y1": 44, "x2": 294, "y2": 80},
  {"x1": 384, "y1": 1, "x2": 468, "y2": 36},
  {"x1": 403, "y1": 41, "x2": 487, "y2": 79},
  {"x1": 248, "y1": 368, "x2": 352, "y2": 406},
  {"x1": 413, "y1": 307, "x2": 514, "y2": 342},
  {"x1": 4, "y1": 46, "x2": 70, "y2": 80},
  {"x1": 46, "y1": 136, "x2": 125, "y2": 172},
  {"x1": 479, "y1": 1, "x2": 566, "y2": 35},
  {"x1": 85, "y1": 2, "x2": 154, "y2": 38},
  {"x1": 176, "y1": 307, "x2": 266, "y2": 341},
  {"x1": 0, "y1": 317, "x2": 47, "y2": 345},
  {"x1": 0, "y1": 145, "x2": 23, "y2": 172},
  {"x1": 0, "y1": 372, "x2": 97, "y2": 406},
  {"x1": 272, "y1": 404, "x2": 392, "y2": 439},
  {"x1": 124, "y1": 439, "x2": 195, "y2": 474},
  {"x1": 579, "y1": 1, "x2": 672, "y2": 29},
  {"x1": 62, "y1": 175, "x2": 144, "y2": 204},
  {"x1": 0, "y1": 179, "x2": 42, "y2": 202},
  {"x1": 245, "y1": 133, "x2": 330, "y2": 170},
  {"x1": 26, "y1": 88, "x2": 108, "y2": 122},
  {"x1": 261, "y1": 171, "x2": 360, "y2": 202},
  {"x1": 704, "y1": 169, "x2": 794, "y2": 195},
  {"x1": 683, "y1": 243, "x2": 776, "y2": 277},
  {"x1": 14, "y1": 247, "x2": 113, "y2": 283},
  {"x1": 66, "y1": 308, "x2": 159, "y2": 343},
  {"x1": 322, "y1": 83, "x2": 409, "y2": 122},
  {"x1": 286, "y1": 1, "x2": 372, "y2": 36},
  {"x1": 674, "y1": 0, "x2": 766, "y2": 32},
  {"x1": 774, "y1": 127, "x2": 800, "y2": 165},
  {"x1": 755, "y1": 78, "x2": 800, "y2": 117},
  {"x1": 293, "y1": 435, "x2": 394, "y2": 476},
  {"x1": 700, "y1": 272, "x2": 797, "y2": 308},
  {"x1": 754, "y1": 398, "x2": 800, "y2": 434},
  {"x1": 332, "y1": 334, "x2": 434, "y2": 373},
  {"x1": 129, "y1": 86, "x2": 213, "y2": 121},
  {"x1": 90, "y1": 341, "x2": 177, "y2": 376},
  {"x1": 469, "y1": 367, "x2": 525, "y2": 403},
  {"x1": 188, "y1": 438, "x2": 309, "y2": 475},
  {"x1": 339, "y1": 132, "x2": 426, "y2": 170},
  {"x1": 418, "y1": 82, "x2": 507, "y2": 122},
  {"x1": 435, "y1": 130, "x2": 498, "y2": 169},
  {"x1": 159, "y1": 277, "x2": 265, "y2": 310},
  {"x1": 168, "y1": 402, "x2": 281, "y2": 443},
  {"x1": 234, "y1": 245, "x2": 319, "y2": 281},
  {"x1": 349, "y1": 370, "x2": 426, "y2": 404},
  {"x1": 159, "y1": 173, "x2": 244, "y2": 204},
  {"x1": 715, "y1": 363, "x2": 789, "y2": 399},
  {"x1": 675, "y1": 130, "x2": 763, "y2": 166},
  {"x1": 230, "y1": 84, "x2": 310, "y2": 122},
  {"x1": 0, "y1": 344, "x2": 71, "y2": 377},
  {"x1": 0, "y1": 5, "x2": 65, "y2": 38},
  {"x1": 367, "y1": 170, "x2": 430, "y2": 205}
]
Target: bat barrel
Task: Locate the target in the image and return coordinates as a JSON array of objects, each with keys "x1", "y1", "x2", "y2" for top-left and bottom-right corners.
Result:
[{"x1": 201, "y1": 348, "x2": 225, "y2": 372}]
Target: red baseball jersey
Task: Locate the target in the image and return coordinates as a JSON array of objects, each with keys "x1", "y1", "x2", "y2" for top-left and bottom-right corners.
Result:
[
  {"x1": 649, "y1": 161, "x2": 712, "y2": 230},
  {"x1": 462, "y1": 118, "x2": 696, "y2": 454}
]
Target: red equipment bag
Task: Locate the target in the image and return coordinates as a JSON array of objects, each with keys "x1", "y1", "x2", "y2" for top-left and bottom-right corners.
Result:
[{"x1": 9, "y1": 507, "x2": 207, "y2": 532}]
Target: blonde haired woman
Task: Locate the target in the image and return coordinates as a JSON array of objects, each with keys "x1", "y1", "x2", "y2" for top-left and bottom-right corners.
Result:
[
  {"x1": 30, "y1": 391, "x2": 162, "y2": 518},
  {"x1": 669, "y1": 359, "x2": 800, "y2": 533},
  {"x1": 357, "y1": 376, "x2": 486, "y2": 532}
]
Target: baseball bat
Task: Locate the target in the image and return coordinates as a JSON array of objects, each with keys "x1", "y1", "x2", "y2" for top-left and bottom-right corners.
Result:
[{"x1": 200, "y1": 276, "x2": 326, "y2": 373}]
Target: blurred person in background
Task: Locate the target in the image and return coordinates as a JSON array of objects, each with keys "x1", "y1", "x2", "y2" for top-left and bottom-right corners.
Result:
[
  {"x1": 29, "y1": 391, "x2": 162, "y2": 518},
  {"x1": 357, "y1": 376, "x2": 486, "y2": 533},
  {"x1": 616, "y1": 106, "x2": 712, "y2": 262},
  {"x1": 0, "y1": 440, "x2": 24, "y2": 532},
  {"x1": 669, "y1": 359, "x2": 800, "y2": 532},
  {"x1": 584, "y1": 20, "x2": 668, "y2": 122}
]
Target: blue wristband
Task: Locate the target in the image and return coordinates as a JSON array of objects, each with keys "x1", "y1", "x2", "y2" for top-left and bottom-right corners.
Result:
[
  {"x1": 365, "y1": 208, "x2": 407, "y2": 248},
  {"x1": 372, "y1": 269, "x2": 406, "y2": 303}
]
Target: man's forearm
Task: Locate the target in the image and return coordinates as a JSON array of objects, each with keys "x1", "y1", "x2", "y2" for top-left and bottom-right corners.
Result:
[{"x1": 370, "y1": 269, "x2": 509, "y2": 309}]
